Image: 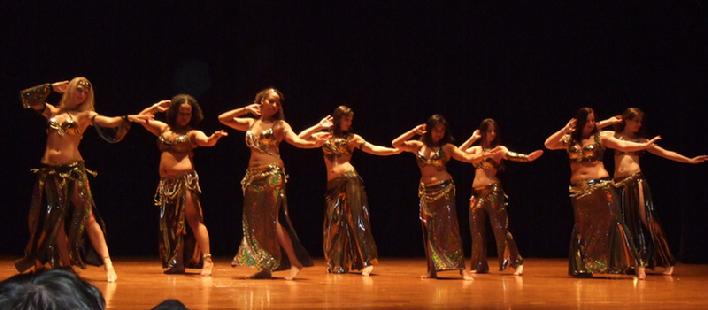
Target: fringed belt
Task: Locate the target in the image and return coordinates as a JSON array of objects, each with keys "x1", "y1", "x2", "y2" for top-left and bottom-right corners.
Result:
[
  {"x1": 569, "y1": 177, "x2": 612, "y2": 199},
  {"x1": 154, "y1": 170, "x2": 201, "y2": 206},
  {"x1": 418, "y1": 179, "x2": 454, "y2": 202},
  {"x1": 240, "y1": 164, "x2": 287, "y2": 194},
  {"x1": 31, "y1": 161, "x2": 97, "y2": 180}
]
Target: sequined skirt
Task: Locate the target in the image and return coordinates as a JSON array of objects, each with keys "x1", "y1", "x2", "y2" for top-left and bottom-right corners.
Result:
[
  {"x1": 323, "y1": 170, "x2": 378, "y2": 273},
  {"x1": 154, "y1": 170, "x2": 204, "y2": 270},
  {"x1": 235, "y1": 165, "x2": 313, "y2": 271},
  {"x1": 468, "y1": 184, "x2": 523, "y2": 272},
  {"x1": 568, "y1": 178, "x2": 639, "y2": 276},
  {"x1": 15, "y1": 162, "x2": 106, "y2": 272},
  {"x1": 418, "y1": 179, "x2": 465, "y2": 272},
  {"x1": 615, "y1": 172, "x2": 675, "y2": 268}
]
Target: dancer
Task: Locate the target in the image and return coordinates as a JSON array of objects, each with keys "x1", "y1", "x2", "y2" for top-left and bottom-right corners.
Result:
[
  {"x1": 16, "y1": 77, "x2": 148, "y2": 282},
  {"x1": 299, "y1": 106, "x2": 401, "y2": 276},
  {"x1": 393, "y1": 115, "x2": 501, "y2": 279},
  {"x1": 219, "y1": 87, "x2": 328, "y2": 280},
  {"x1": 138, "y1": 94, "x2": 227, "y2": 276},
  {"x1": 544, "y1": 107, "x2": 659, "y2": 279},
  {"x1": 460, "y1": 118, "x2": 543, "y2": 276},
  {"x1": 603, "y1": 108, "x2": 707, "y2": 276}
]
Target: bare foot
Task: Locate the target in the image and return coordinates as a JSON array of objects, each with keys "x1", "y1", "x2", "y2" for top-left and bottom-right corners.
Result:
[
  {"x1": 104, "y1": 257, "x2": 117, "y2": 283},
  {"x1": 362, "y1": 266, "x2": 374, "y2": 277},
  {"x1": 662, "y1": 266, "x2": 674, "y2": 276},
  {"x1": 637, "y1": 267, "x2": 646, "y2": 280},
  {"x1": 249, "y1": 269, "x2": 272, "y2": 279},
  {"x1": 230, "y1": 255, "x2": 239, "y2": 267},
  {"x1": 200, "y1": 254, "x2": 213, "y2": 277},
  {"x1": 285, "y1": 266, "x2": 301, "y2": 280},
  {"x1": 513, "y1": 265, "x2": 524, "y2": 276},
  {"x1": 462, "y1": 270, "x2": 474, "y2": 281}
]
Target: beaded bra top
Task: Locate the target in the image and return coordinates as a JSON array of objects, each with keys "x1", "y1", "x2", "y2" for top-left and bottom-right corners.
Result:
[
  {"x1": 158, "y1": 132, "x2": 193, "y2": 155},
  {"x1": 567, "y1": 132, "x2": 604, "y2": 162},
  {"x1": 246, "y1": 125, "x2": 278, "y2": 155},
  {"x1": 416, "y1": 146, "x2": 448, "y2": 170},
  {"x1": 323, "y1": 136, "x2": 359, "y2": 161},
  {"x1": 47, "y1": 113, "x2": 80, "y2": 137}
]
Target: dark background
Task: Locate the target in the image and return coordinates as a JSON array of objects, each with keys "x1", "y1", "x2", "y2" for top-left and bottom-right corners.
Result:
[{"x1": 2, "y1": 1, "x2": 707, "y2": 262}]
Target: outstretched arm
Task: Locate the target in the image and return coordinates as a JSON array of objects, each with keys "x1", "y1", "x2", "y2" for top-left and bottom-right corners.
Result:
[
  {"x1": 503, "y1": 147, "x2": 544, "y2": 162},
  {"x1": 191, "y1": 130, "x2": 229, "y2": 147},
  {"x1": 218, "y1": 104, "x2": 259, "y2": 131},
  {"x1": 450, "y1": 144, "x2": 503, "y2": 164},
  {"x1": 89, "y1": 112, "x2": 152, "y2": 128},
  {"x1": 356, "y1": 135, "x2": 401, "y2": 156},
  {"x1": 283, "y1": 122, "x2": 331, "y2": 148},
  {"x1": 648, "y1": 145, "x2": 708, "y2": 164},
  {"x1": 602, "y1": 132, "x2": 661, "y2": 153},
  {"x1": 545, "y1": 118, "x2": 576, "y2": 150},
  {"x1": 298, "y1": 115, "x2": 333, "y2": 139}
]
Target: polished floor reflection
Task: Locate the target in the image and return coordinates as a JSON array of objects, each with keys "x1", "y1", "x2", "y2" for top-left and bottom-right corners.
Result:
[{"x1": 1, "y1": 258, "x2": 707, "y2": 309}]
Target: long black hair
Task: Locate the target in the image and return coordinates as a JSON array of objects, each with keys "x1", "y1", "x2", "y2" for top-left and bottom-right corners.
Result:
[
  {"x1": 421, "y1": 114, "x2": 454, "y2": 147},
  {"x1": 479, "y1": 118, "x2": 501, "y2": 148},
  {"x1": 332, "y1": 105, "x2": 354, "y2": 138},
  {"x1": 615, "y1": 107, "x2": 647, "y2": 138},
  {"x1": 571, "y1": 107, "x2": 596, "y2": 143}
]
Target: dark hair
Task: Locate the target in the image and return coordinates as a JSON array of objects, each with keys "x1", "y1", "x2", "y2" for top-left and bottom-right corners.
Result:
[
  {"x1": 421, "y1": 114, "x2": 454, "y2": 147},
  {"x1": 615, "y1": 107, "x2": 646, "y2": 137},
  {"x1": 332, "y1": 105, "x2": 354, "y2": 137},
  {"x1": 0, "y1": 268, "x2": 105, "y2": 310},
  {"x1": 151, "y1": 299, "x2": 189, "y2": 310},
  {"x1": 254, "y1": 87, "x2": 285, "y2": 121},
  {"x1": 479, "y1": 118, "x2": 500, "y2": 148},
  {"x1": 166, "y1": 94, "x2": 204, "y2": 129},
  {"x1": 571, "y1": 107, "x2": 597, "y2": 143}
]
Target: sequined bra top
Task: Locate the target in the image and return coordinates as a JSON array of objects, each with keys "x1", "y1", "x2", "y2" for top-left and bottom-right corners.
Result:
[
  {"x1": 157, "y1": 132, "x2": 193, "y2": 155},
  {"x1": 567, "y1": 132, "x2": 604, "y2": 162},
  {"x1": 416, "y1": 146, "x2": 448, "y2": 170},
  {"x1": 47, "y1": 113, "x2": 80, "y2": 137},
  {"x1": 473, "y1": 148, "x2": 502, "y2": 169},
  {"x1": 322, "y1": 136, "x2": 356, "y2": 161},
  {"x1": 245, "y1": 126, "x2": 278, "y2": 155}
]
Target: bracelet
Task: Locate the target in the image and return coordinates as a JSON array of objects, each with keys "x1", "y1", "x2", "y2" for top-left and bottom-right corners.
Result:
[{"x1": 506, "y1": 151, "x2": 530, "y2": 162}]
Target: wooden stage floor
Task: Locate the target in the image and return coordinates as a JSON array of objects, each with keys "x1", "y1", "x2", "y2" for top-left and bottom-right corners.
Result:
[{"x1": 2, "y1": 258, "x2": 708, "y2": 309}]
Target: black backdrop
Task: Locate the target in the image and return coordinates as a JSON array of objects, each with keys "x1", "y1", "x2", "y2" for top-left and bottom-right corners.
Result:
[{"x1": 2, "y1": 1, "x2": 707, "y2": 262}]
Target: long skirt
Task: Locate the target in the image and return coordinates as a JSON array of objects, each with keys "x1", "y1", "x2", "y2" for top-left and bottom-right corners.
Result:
[
  {"x1": 615, "y1": 172, "x2": 675, "y2": 268},
  {"x1": 234, "y1": 165, "x2": 313, "y2": 271},
  {"x1": 15, "y1": 162, "x2": 106, "y2": 272},
  {"x1": 154, "y1": 170, "x2": 204, "y2": 271},
  {"x1": 468, "y1": 183, "x2": 523, "y2": 272},
  {"x1": 323, "y1": 170, "x2": 378, "y2": 273},
  {"x1": 568, "y1": 178, "x2": 640, "y2": 276},
  {"x1": 418, "y1": 179, "x2": 465, "y2": 273}
]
